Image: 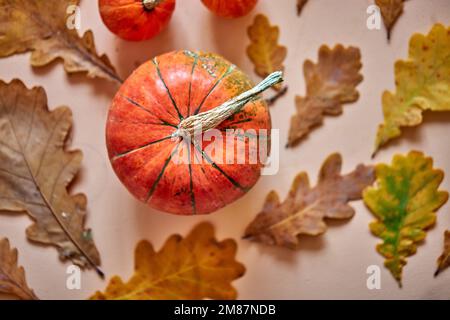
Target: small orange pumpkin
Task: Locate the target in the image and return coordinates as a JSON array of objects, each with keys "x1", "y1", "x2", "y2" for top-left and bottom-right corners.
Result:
[
  {"x1": 99, "y1": 0, "x2": 176, "y2": 41},
  {"x1": 201, "y1": 0, "x2": 258, "y2": 18},
  {"x1": 106, "y1": 51, "x2": 281, "y2": 215}
]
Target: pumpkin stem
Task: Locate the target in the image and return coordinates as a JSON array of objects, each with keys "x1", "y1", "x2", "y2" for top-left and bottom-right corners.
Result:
[
  {"x1": 142, "y1": 0, "x2": 161, "y2": 11},
  {"x1": 174, "y1": 71, "x2": 283, "y2": 140}
]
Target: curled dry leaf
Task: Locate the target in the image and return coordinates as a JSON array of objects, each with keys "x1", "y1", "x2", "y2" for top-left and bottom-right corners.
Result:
[
  {"x1": 375, "y1": 0, "x2": 404, "y2": 41},
  {"x1": 247, "y1": 14, "x2": 287, "y2": 91},
  {"x1": 297, "y1": 0, "x2": 308, "y2": 16},
  {"x1": 0, "y1": 238, "x2": 38, "y2": 300},
  {"x1": 287, "y1": 45, "x2": 363, "y2": 148},
  {"x1": 244, "y1": 153, "x2": 375, "y2": 249},
  {"x1": 363, "y1": 151, "x2": 449, "y2": 287},
  {"x1": 0, "y1": 79, "x2": 101, "y2": 275},
  {"x1": 91, "y1": 222, "x2": 245, "y2": 300},
  {"x1": 373, "y1": 24, "x2": 450, "y2": 156},
  {"x1": 0, "y1": 0, "x2": 121, "y2": 83},
  {"x1": 435, "y1": 230, "x2": 450, "y2": 277}
]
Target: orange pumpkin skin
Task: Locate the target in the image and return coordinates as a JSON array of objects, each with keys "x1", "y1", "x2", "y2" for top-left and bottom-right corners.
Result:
[
  {"x1": 106, "y1": 51, "x2": 271, "y2": 215},
  {"x1": 201, "y1": 0, "x2": 257, "y2": 18},
  {"x1": 99, "y1": 0, "x2": 175, "y2": 41}
]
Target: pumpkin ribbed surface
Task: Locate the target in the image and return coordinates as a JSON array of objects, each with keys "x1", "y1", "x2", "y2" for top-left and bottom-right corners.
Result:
[{"x1": 106, "y1": 50, "x2": 271, "y2": 215}]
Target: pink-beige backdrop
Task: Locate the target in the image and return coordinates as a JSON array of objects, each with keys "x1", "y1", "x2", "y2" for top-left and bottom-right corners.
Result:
[{"x1": 1, "y1": 0, "x2": 449, "y2": 299}]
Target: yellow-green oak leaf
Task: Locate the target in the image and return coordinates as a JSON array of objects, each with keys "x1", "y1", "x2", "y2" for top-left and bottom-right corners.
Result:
[
  {"x1": 374, "y1": 24, "x2": 450, "y2": 155},
  {"x1": 363, "y1": 151, "x2": 449, "y2": 286}
]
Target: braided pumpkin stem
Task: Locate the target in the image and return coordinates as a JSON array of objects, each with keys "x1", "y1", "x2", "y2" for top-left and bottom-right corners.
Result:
[{"x1": 174, "y1": 71, "x2": 283, "y2": 140}]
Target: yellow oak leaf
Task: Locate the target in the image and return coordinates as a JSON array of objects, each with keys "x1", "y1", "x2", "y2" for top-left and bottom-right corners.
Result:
[
  {"x1": 91, "y1": 222, "x2": 245, "y2": 300},
  {"x1": 287, "y1": 45, "x2": 363, "y2": 148},
  {"x1": 247, "y1": 14, "x2": 287, "y2": 91},
  {"x1": 363, "y1": 151, "x2": 449, "y2": 287},
  {"x1": 374, "y1": 24, "x2": 450, "y2": 155},
  {"x1": 0, "y1": 0, "x2": 121, "y2": 83},
  {"x1": 0, "y1": 238, "x2": 38, "y2": 300},
  {"x1": 244, "y1": 153, "x2": 375, "y2": 249},
  {"x1": 375, "y1": 0, "x2": 404, "y2": 40},
  {"x1": 435, "y1": 230, "x2": 450, "y2": 277}
]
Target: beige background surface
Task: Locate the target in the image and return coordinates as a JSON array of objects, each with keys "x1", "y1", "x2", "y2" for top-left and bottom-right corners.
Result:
[{"x1": 1, "y1": 0, "x2": 450, "y2": 300}]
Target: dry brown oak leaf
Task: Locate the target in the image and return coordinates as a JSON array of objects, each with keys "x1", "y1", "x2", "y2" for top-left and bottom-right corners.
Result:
[
  {"x1": 435, "y1": 230, "x2": 450, "y2": 277},
  {"x1": 375, "y1": 0, "x2": 404, "y2": 41},
  {"x1": 0, "y1": 79, "x2": 101, "y2": 275},
  {"x1": 297, "y1": 0, "x2": 308, "y2": 16},
  {"x1": 0, "y1": 0, "x2": 121, "y2": 83},
  {"x1": 91, "y1": 222, "x2": 245, "y2": 300},
  {"x1": 287, "y1": 45, "x2": 363, "y2": 148},
  {"x1": 244, "y1": 153, "x2": 375, "y2": 248},
  {"x1": 0, "y1": 238, "x2": 38, "y2": 300}
]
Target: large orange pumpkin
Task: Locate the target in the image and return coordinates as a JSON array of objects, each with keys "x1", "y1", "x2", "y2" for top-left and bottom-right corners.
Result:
[
  {"x1": 99, "y1": 0, "x2": 176, "y2": 41},
  {"x1": 201, "y1": 0, "x2": 257, "y2": 18},
  {"x1": 106, "y1": 51, "x2": 280, "y2": 215}
]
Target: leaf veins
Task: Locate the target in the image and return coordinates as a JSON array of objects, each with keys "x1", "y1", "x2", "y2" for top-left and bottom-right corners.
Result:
[
  {"x1": 247, "y1": 14, "x2": 287, "y2": 91},
  {"x1": 363, "y1": 151, "x2": 449, "y2": 286},
  {"x1": 287, "y1": 45, "x2": 363, "y2": 148},
  {"x1": 91, "y1": 222, "x2": 245, "y2": 300},
  {"x1": 0, "y1": 0, "x2": 122, "y2": 83},
  {"x1": 0, "y1": 79, "x2": 102, "y2": 275},
  {"x1": 373, "y1": 24, "x2": 450, "y2": 156},
  {"x1": 0, "y1": 238, "x2": 38, "y2": 300},
  {"x1": 244, "y1": 153, "x2": 375, "y2": 249}
]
